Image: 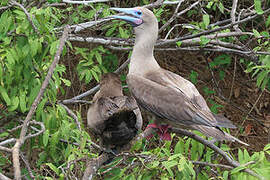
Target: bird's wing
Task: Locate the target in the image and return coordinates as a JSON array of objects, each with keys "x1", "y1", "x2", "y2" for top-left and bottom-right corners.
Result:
[{"x1": 127, "y1": 74, "x2": 217, "y2": 127}]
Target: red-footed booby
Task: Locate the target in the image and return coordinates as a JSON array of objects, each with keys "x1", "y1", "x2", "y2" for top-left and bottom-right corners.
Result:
[
  {"x1": 87, "y1": 73, "x2": 143, "y2": 150},
  {"x1": 111, "y1": 7, "x2": 248, "y2": 145}
]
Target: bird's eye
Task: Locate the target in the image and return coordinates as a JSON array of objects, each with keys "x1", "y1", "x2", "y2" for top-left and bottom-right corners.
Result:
[{"x1": 137, "y1": 11, "x2": 142, "y2": 15}]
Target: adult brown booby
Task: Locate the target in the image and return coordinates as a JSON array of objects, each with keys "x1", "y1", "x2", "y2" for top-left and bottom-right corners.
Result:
[
  {"x1": 110, "y1": 7, "x2": 248, "y2": 145},
  {"x1": 87, "y1": 73, "x2": 143, "y2": 149}
]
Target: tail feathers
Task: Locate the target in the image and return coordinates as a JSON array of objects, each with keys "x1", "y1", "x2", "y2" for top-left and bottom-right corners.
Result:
[
  {"x1": 213, "y1": 113, "x2": 236, "y2": 129},
  {"x1": 193, "y1": 125, "x2": 249, "y2": 146}
]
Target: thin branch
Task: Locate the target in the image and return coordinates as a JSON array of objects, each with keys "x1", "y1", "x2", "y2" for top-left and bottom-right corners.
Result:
[
  {"x1": 160, "y1": 7, "x2": 270, "y2": 46},
  {"x1": 9, "y1": 0, "x2": 40, "y2": 36},
  {"x1": 0, "y1": 145, "x2": 12, "y2": 152},
  {"x1": 62, "y1": 0, "x2": 112, "y2": 4},
  {"x1": 58, "y1": 103, "x2": 81, "y2": 131},
  {"x1": 0, "y1": 173, "x2": 11, "y2": 180},
  {"x1": 20, "y1": 153, "x2": 35, "y2": 179},
  {"x1": 158, "y1": 0, "x2": 185, "y2": 33},
  {"x1": 12, "y1": 26, "x2": 70, "y2": 180},
  {"x1": 192, "y1": 161, "x2": 234, "y2": 169},
  {"x1": 231, "y1": 0, "x2": 241, "y2": 31}
]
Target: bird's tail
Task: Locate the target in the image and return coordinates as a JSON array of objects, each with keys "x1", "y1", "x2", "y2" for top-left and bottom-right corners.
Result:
[
  {"x1": 213, "y1": 113, "x2": 237, "y2": 129},
  {"x1": 193, "y1": 125, "x2": 249, "y2": 146}
]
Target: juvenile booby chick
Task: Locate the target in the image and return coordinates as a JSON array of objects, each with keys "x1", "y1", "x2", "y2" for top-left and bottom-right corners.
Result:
[{"x1": 87, "y1": 73, "x2": 143, "y2": 149}]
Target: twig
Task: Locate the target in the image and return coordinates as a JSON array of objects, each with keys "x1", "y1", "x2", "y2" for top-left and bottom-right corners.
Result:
[
  {"x1": 192, "y1": 161, "x2": 233, "y2": 169},
  {"x1": 160, "y1": 7, "x2": 270, "y2": 46},
  {"x1": 0, "y1": 173, "x2": 11, "y2": 180},
  {"x1": 58, "y1": 103, "x2": 81, "y2": 131},
  {"x1": 158, "y1": 0, "x2": 185, "y2": 33},
  {"x1": 11, "y1": 26, "x2": 70, "y2": 180},
  {"x1": 0, "y1": 145, "x2": 12, "y2": 152},
  {"x1": 58, "y1": 99, "x2": 92, "y2": 105},
  {"x1": 0, "y1": 4, "x2": 13, "y2": 11},
  {"x1": 231, "y1": 0, "x2": 240, "y2": 31},
  {"x1": 9, "y1": 0, "x2": 40, "y2": 36},
  {"x1": 62, "y1": 0, "x2": 112, "y2": 4},
  {"x1": 20, "y1": 153, "x2": 35, "y2": 179}
]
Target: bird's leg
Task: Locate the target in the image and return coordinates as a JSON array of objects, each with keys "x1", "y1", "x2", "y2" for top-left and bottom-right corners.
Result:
[{"x1": 146, "y1": 122, "x2": 172, "y2": 141}]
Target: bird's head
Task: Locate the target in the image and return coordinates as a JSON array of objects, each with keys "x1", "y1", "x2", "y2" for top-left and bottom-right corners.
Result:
[{"x1": 110, "y1": 7, "x2": 158, "y2": 36}]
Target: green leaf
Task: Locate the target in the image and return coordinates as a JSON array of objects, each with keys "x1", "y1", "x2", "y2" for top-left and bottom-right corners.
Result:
[
  {"x1": 9, "y1": 96, "x2": 19, "y2": 111},
  {"x1": 254, "y1": 0, "x2": 264, "y2": 15},
  {"x1": 190, "y1": 70, "x2": 198, "y2": 84},
  {"x1": 253, "y1": 29, "x2": 261, "y2": 37},
  {"x1": 162, "y1": 160, "x2": 178, "y2": 177},
  {"x1": 200, "y1": 36, "x2": 210, "y2": 46},
  {"x1": 45, "y1": 163, "x2": 59, "y2": 175},
  {"x1": 0, "y1": 86, "x2": 11, "y2": 106},
  {"x1": 256, "y1": 70, "x2": 268, "y2": 88},
  {"x1": 203, "y1": 14, "x2": 210, "y2": 27},
  {"x1": 223, "y1": 171, "x2": 229, "y2": 180},
  {"x1": 266, "y1": 15, "x2": 270, "y2": 27},
  {"x1": 176, "y1": 41, "x2": 182, "y2": 47},
  {"x1": 218, "y1": 2, "x2": 224, "y2": 13},
  {"x1": 174, "y1": 138, "x2": 184, "y2": 154},
  {"x1": 95, "y1": 51, "x2": 102, "y2": 65},
  {"x1": 263, "y1": 144, "x2": 270, "y2": 151},
  {"x1": 19, "y1": 91, "x2": 27, "y2": 113},
  {"x1": 43, "y1": 130, "x2": 49, "y2": 147}
]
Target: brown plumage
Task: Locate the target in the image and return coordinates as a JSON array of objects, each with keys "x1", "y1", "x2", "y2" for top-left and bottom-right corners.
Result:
[
  {"x1": 111, "y1": 7, "x2": 248, "y2": 145},
  {"x1": 87, "y1": 73, "x2": 143, "y2": 149}
]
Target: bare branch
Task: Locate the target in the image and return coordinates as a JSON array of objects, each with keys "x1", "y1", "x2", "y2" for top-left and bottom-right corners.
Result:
[
  {"x1": 20, "y1": 153, "x2": 35, "y2": 179},
  {"x1": 58, "y1": 103, "x2": 81, "y2": 131},
  {"x1": 0, "y1": 173, "x2": 11, "y2": 180},
  {"x1": 192, "y1": 161, "x2": 234, "y2": 169},
  {"x1": 161, "y1": 7, "x2": 270, "y2": 46},
  {"x1": 0, "y1": 145, "x2": 12, "y2": 152},
  {"x1": 62, "y1": 0, "x2": 112, "y2": 4},
  {"x1": 12, "y1": 26, "x2": 70, "y2": 180},
  {"x1": 158, "y1": 0, "x2": 185, "y2": 33}
]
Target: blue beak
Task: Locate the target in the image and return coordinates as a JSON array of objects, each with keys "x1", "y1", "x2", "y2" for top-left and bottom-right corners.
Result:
[{"x1": 110, "y1": 7, "x2": 143, "y2": 26}]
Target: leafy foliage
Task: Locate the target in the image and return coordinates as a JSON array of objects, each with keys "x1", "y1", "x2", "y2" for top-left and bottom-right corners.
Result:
[{"x1": 0, "y1": 0, "x2": 270, "y2": 179}]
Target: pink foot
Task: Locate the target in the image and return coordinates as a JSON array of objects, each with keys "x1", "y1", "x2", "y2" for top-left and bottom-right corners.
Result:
[{"x1": 146, "y1": 123, "x2": 172, "y2": 141}]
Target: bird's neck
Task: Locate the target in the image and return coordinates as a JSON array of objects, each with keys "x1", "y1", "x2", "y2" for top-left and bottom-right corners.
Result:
[{"x1": 129, "y1": 28, "x2": 160, "y2": 75}]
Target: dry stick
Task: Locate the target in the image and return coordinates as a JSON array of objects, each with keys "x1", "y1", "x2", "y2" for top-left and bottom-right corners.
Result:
[
  {"x1": 158, "y1": 0, "x2": 185, "y2": 33},
  {"x1": 231, "y1": 0, "x2": 240, "y2": 31},
  {"x1": 192, "y1": 161, "x2": 234, "y2": 169},
  {"x1": 170, "y1": 127, "x2": 264, "y2": 180},
  {"x1": 159, "y1": 0, "x2": 201, "y2": 32},
  {"x1": 20, "y1": 153, "x2": 35, "y2": 180},
  {"x1": 160, "y1": 7, "x2": 270, "y2": 46},
  {"x1": 61, "y1": 59, "x2": 130, "y2": 104},
  {"x1": 63, "y1": 0, "x2": 112, "y2": 4},
  {"x1": 9, "y1": 0, "x2": 40, "y2": 36},
  {"x1": 11, "y1": 26, "x2": 70, "y2": 180},
  {"x1": 58, "y1": 102, "x2": 81, "y2": 131}
]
